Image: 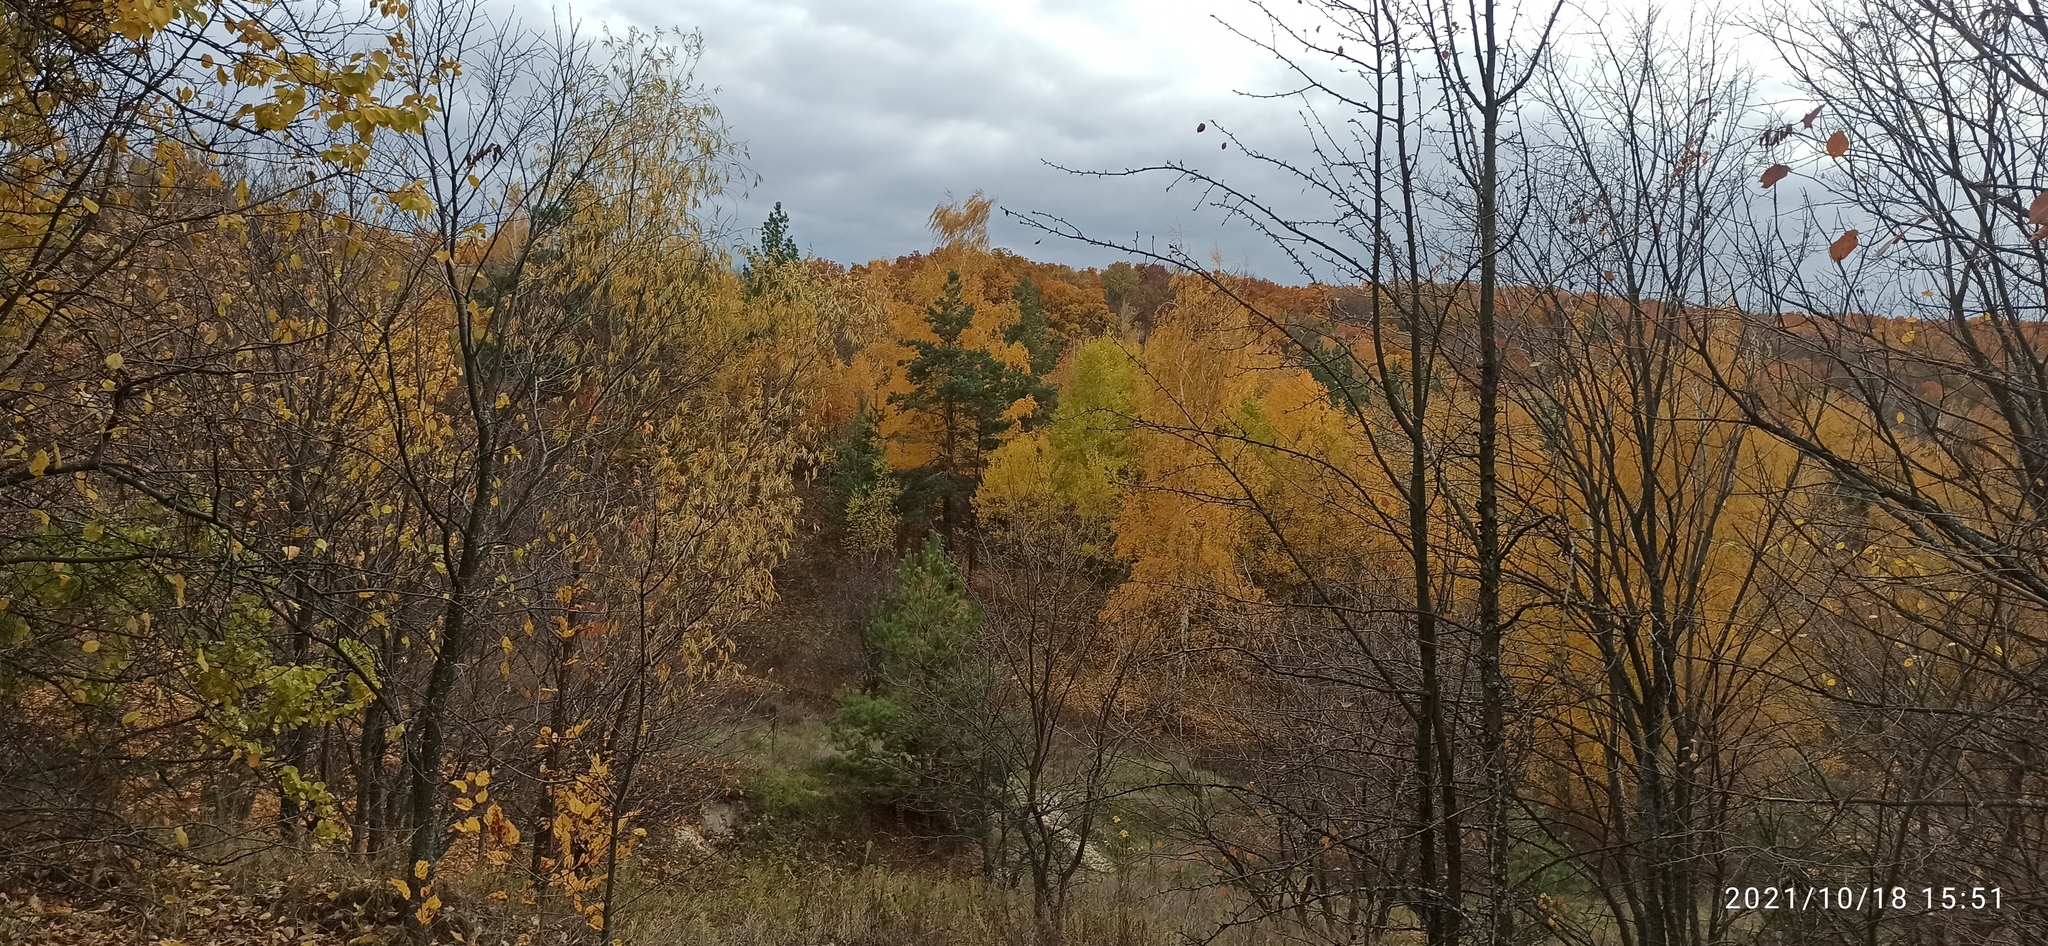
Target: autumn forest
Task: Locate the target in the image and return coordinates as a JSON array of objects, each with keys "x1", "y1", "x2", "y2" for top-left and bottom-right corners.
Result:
[{"x1": 3, "y1": 0, "x2": 2046, "y2": 945}]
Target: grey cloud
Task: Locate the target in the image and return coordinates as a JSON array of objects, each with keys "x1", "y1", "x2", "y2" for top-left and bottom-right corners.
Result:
[{"x1": 587, "y1": 0, "x2": 1315, "y2": 278}]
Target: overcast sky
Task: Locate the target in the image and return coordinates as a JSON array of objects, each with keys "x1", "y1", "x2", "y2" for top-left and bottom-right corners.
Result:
[
  {"x1": 554, "y1": 0, "x2": 1330, "y2": 276},
  {"x1": 567, "y1": 0, "x2": 1779, "y2": 281}
]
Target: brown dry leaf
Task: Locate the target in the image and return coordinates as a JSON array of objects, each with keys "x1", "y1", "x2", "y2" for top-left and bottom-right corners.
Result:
[
  {"x1": 1829, "y1": 229, "x2": 1860, "y2": 262},
  {"x1": 1761, "y1": 164, "x2": 1791, "y2": 188},
  {"x1": 1825, "y1": 131, "x2": 1849, "y2": 158}
]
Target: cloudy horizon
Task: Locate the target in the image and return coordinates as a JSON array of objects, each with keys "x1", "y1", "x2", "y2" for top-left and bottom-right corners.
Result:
[
  {"x1": 569, "y1": 0, "x2": 1337, "y2": 278},
  {"x1": 567, "y1": 0, "x2": 1787, "y2": 283}
]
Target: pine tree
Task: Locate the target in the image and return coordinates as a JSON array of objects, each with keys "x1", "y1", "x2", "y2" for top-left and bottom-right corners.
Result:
[
  {"x1": 890, "y1": 270, "x2": 1030, "y2": 548},
  {"x1": 829, "y1": 405, "x2": 900, "y2": 555},
  {"x1": 864, "y1": 535, "x2": 980, "y2": 689},
  {"x1": 831, "y1": 536, "x2": 1000, "y2": 831},
  {"x1": 1005, "y1": 275, "x2": 1065, "y2": 425},
  {"x1": 743, "y1": 202, "x2": 801, "y2": 294},
  {"x1": 760, "y1": 202, "x2": 799, "y2": 265}
]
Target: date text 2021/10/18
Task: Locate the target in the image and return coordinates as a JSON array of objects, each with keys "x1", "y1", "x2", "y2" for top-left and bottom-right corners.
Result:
[{"x1": 1723, "y1": 886, "x2": 2002, "y2": 912}]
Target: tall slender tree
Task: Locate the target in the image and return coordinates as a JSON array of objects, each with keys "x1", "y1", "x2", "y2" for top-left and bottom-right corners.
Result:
[{"x1": 891, "y1": 270, "x2": 1031, "y2": 552}]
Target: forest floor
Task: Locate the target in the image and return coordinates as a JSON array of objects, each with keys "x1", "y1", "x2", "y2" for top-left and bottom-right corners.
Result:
[{"x1": 0, "y1": 842, "x2": 1284, "y2": 946}]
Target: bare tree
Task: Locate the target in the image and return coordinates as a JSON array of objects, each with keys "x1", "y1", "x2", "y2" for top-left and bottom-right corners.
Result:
[
  {"x1": 1683, "y1": 0, "x2": 2048, "y2": 940},
  {"x1": 1017, "y1": 1, "x2": 1558, "y2": 942},
  {"x1": 974, "y1": 515, "x2": 1138, "y2": 945},
  {"x1": 1504, "y1": 13, "x2": 1822, "y2": 946}
]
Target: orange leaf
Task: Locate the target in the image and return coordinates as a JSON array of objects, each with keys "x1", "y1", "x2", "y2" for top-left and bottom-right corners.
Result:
[
  {"x1": 484, "y1": 804, "x2": 522, "y2": 848},
  {"x1": 1825, "y1": 131, "x2": 1849, "y2": 158},
  {"x1": 1761, "y1": 164, "x2": 1791, "y2": 188},
  {"x1": 1829, "y1": 229, "x2": 1860, "y2": 262},
  {"x1": 2029, "y1": 191, "x2": 2048, "y2": 228}
]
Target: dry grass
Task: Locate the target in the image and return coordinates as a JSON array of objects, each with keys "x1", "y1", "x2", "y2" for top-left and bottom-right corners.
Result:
[{"x1": 615, "y1": 858, "x2": 1281, "y2": 946}]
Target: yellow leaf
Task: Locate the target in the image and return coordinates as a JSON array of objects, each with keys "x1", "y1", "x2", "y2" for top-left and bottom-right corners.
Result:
[
  {"x1": 484, "y1": 804, "x2": 520, "y2": 847},
  {"x1": 413, "y1": 859, "x2": 430, "y2": 881},
  {"x1": 389, "y1": 878, "x2": 411, "y2": 900},
  {"x1": 82, "y1": 522, "x2": 104, "y2": 542},
  {"x1": 173, "y1": 826, "x2": 189, "y2": 848},
  {"x1": 28, "y1": 450, "x2": 50, "y2": 476},
  {"x1": 104, "y1": 353, "x2": 123, "y2": 371},
  {"x1": 82, "y1": 640, "x2": 100, "y2": 653},
  {"x1": 392, "y1": 180, "x2": 433, "y2": 216},
  {"x1": 416, "y1": 895, "x2": 441, "y2": 927}
]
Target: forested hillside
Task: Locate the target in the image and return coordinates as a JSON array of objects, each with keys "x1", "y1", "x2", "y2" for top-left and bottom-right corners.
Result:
[{"x1": 3, "y1": 0, "x2": 2046, "y2": 945}]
